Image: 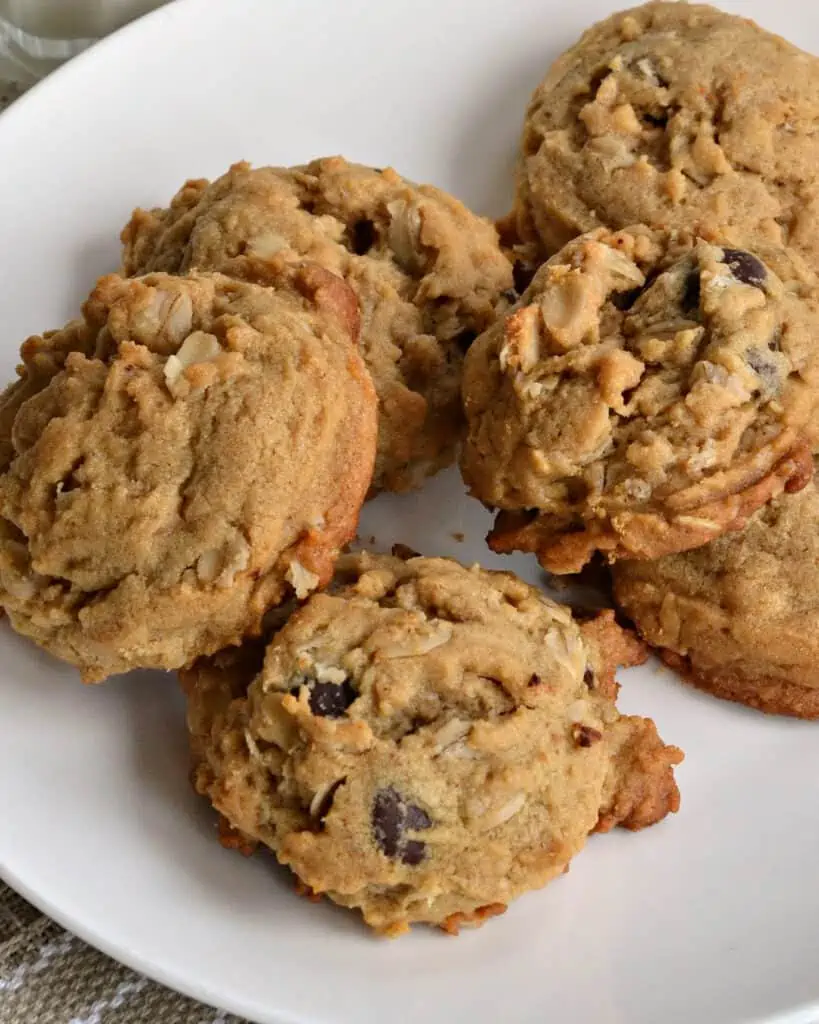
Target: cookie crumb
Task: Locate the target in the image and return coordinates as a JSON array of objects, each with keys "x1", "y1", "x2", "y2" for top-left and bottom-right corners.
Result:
[{"x1": 392, "y1": 543, "x2": 421, "y2": 560}]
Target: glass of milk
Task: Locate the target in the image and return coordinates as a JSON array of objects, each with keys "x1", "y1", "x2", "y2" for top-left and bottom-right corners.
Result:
[{"x1": 0, "y1": 0, "x2": 167, "y2": 83}]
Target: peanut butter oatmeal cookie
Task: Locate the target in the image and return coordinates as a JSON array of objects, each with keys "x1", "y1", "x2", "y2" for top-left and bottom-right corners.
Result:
[
  {"x1": 121, "y1": 157, "x2": 514, "y2": 494},
  {"x1": 461, "y1": 227, "x2": 818, "y2": 574},
  {"x1": 614, "y1": 469, "x2": 819, "y2": 718},
  {"x1": 513, "y1": 2, "x2": 819, "y2": 265},
  {"x1": 0, "y1": 260, "x2": 376, "y2": 681},
  {"x1": 182, "y1": 550, "x2": 682, "y2": 936}
]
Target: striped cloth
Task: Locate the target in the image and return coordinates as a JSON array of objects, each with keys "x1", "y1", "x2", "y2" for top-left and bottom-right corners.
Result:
[{"x1": 0, "y1": 80, "x2": 247, "y2": 1024}]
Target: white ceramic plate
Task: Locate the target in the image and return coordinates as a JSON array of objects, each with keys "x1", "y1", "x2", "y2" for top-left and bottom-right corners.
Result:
[{"x1": 2, "y1": 1, "x2": 819, "y2": 1021}]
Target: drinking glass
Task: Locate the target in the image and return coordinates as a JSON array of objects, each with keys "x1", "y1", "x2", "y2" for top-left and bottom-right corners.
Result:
[{"x1": 0, "y1": 0, "x2": 167, "y2": 83}]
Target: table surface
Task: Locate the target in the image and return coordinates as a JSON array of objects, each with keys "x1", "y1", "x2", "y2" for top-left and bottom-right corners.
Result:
[{"x1": 0, "y1": 78, "x2": 246, "y2": 1024}]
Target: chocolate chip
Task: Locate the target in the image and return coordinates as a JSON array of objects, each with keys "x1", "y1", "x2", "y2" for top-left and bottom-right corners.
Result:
[
  {"x1": 722, "y1": 248, "x2": 766, "y2": 288},
  {"x1": 455, "y1": 330, "x2": 478, "y2": 354},
  {"x1": 681, "y1": 269, "x2": 701, "y2": 314},
  {"x1": 349, "y1": 219, "x2": 377, "y2": 255},
  {"x1": 401, "y1": 841, "x2": 426, "y2": 866},
  {"x1": 501, "y1": 288, "x2": 519, "y2": 304},
  {"x1": 291, "y1": 677, "x2": 357, "y2": 718},
  {"x1": 528, "y1": 673, "x2": 542, "y2": 688},
  {"x1": 308, "y1": 679, "x2": 357, "y2": 718},
  {"x1": 572, "y1": 723, "x2": 603, "y2": 748},
  {"x1": 372, "y1": 787, "x2": 432, "y2": 864},
  {"x1": 404, "y1": 802, "x2": 432, "y2": 830},
  {"x1": 584, "y1": 667, "x2": 595, "y2": 689}
]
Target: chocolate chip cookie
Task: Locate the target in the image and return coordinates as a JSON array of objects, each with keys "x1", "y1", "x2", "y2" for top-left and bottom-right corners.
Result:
[
  {"x1": 461, "y1": 226, "x2": 818, "y2": 574},
  {"x1": 0, "y1": 260, "x2": 377, "y2": 681},
  {"x1": 513, "y1": 2, "x2": 819, "y2": 265},
  {"x1": 182, "y1": 550, "x2": 682, "y2": 936},
  {"x1": 121, "y1": 157, "x2": 514, "y2": 494},
  {"x1": 614, "y1": 468, "x2": 819, "y2": 718}
]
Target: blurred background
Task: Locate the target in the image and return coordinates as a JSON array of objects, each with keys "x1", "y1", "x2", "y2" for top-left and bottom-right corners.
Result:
[{"x1": 0, "y1": 0, "x2": 167, "y2": 83}]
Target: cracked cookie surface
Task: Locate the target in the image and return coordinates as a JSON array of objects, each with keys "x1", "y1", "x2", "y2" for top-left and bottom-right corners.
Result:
[
  {"x1": 0, "y1": 261, "x2": 376, "y2": 681},
  {"x1": 182, "y1": 550, "x2": 682, "y2": 936},
  {"x1": 614, "y1": 468, "x2": 819, "y2": 718},
  {"x1": 122, "y1": 157, "x2": 514, "y2": 494},
  {"x1": 513, "y1": 2, "x2": 819, "y2": 264},
  {"x1": 461, "y1": 227, "x2": 818, "y2": 573}
]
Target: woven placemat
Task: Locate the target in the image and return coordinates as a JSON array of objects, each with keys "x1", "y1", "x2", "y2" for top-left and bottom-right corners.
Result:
[{"x1": 0, "y1": 78, "x2": 247, "y2": 1024}]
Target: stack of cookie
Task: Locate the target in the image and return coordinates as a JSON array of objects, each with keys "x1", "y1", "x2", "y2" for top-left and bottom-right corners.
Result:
[
  {"x1": 6, "y1": 0, "x2": 817, "y2": 939},
  {"x1": 0, "y1": 151, "x2": 682, "y2": 936},
  {"x1": 468, "y1": 0, "x2": 819, "y2": 722}
]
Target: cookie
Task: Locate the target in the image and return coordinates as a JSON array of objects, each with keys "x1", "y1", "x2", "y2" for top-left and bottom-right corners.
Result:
[
  {"x1": 614, "y1": 470, "x2": 819, "y2": 718},
  {"x1": 0, "y1": 260, "x2": 377, "y2": 681},
  {"x1": 513, "y1": 2, "x2": 819, "y2": 264},
  {"x1": 181, "y1": 550, "x2": 682, "y2": 937},
  {"x1": 461, "y1": 226, "x2": 818, "y2": 574},
  {"x1": 121, "y1": 157, "x2": 514, "y2": 494}
]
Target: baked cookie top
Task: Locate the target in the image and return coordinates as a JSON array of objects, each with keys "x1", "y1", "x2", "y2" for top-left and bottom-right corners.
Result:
[
  {"x1": 461, "y1": 227, "x2": 818, "y2": 573},
  {"x1": 614, "y1": 469, "x2": 819, "y2": 718},
  {"x1": 183, "y1": 550, "x2": 681, "y2": 936},
  {"x1": 121, "y1": 157, "x2": 514, "y2": 494},
  {"x1": 515, "y1": 2, "x2": 819, "y2": 262},
  {"x1": 0, "y1": 261, "x2": 377, "y2": 681}
]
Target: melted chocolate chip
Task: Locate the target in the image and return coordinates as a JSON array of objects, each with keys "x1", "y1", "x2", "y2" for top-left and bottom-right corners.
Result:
[
  {"x1": 308, "y1": 679, "x2": 357, "y2": 718},
  {"x1": 401, "y1": 840, "x2": 427, "y2": 866},
  {"x1": 350, "y1": 219, "x2": 377, "y2": 255},
  {"x1": 681, "y1": 269, "x2": 701, "y2": 314},
  {"x1": 404, "y1": 802, "x2": 432, "y2": 830},
  {"x1": 721, "y1": 249, "x2": 766, "y2": 288},
  {"x1": 372, "y1": 787, "x2": 432, "y2": 864},
  {"x1": 583, "y1": 667, "x2": 595, "y2": 689}
]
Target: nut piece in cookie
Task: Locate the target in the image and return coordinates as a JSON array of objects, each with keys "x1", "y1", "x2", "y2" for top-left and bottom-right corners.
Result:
[
  {"x1": 121, "y1": 157, "x2": 514, "y2": 494},
  {"x1": 0, "y1": 261, "x2": 377, "y2": 681},
  {"x1": 182, "y1": 551, "x2": 682, "y2": 937},
  {"x1": 614, "y1": 468, "x2": 819, "y2": 719},
  {"x1": 514, "y1": 2, "x2": 819, "y2": 265},
  {"x1": 461, "y1": 226, "x2": 819, "y2": 573}
]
